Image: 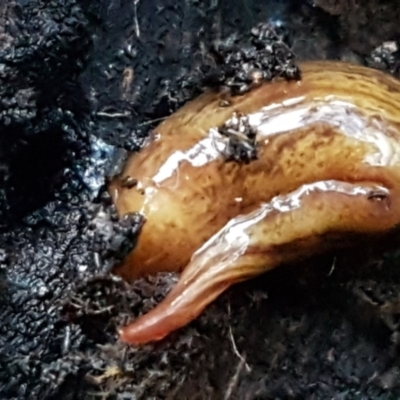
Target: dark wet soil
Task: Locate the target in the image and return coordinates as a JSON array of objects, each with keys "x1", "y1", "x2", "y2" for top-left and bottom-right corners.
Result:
[{"x1": 2, "y1": 0, "x2": 400, "y2": 399}]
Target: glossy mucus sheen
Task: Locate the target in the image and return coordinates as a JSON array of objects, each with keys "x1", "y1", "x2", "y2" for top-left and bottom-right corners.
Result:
[{"x1": 109, "y1": 60, "x2": 400, "y2": 345}]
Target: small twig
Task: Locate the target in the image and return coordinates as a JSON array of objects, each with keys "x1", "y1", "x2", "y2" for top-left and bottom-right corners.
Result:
[
  {"x1": 96, "y1": 111, "x2": 132, "y2": 118},
  {"x1": 227, "y1": 303, "x2": 251, "y2": 373},
  {"x1": 133, "y1": 0, "x2": 141, "y2": 38},
  {"x1": 138, "y1": 116, "x2": 167, "y2": 126},
  {"x1": 224, "y1": 358, "x2": 245, "y2": 400},
  {"x1": 68, "y1": 297, "x2": 86, "y2": 308},
  {"x1": 90, "y1": 305, "x2": 115, "y2": 315},
  {"x1": 328, "y1": 257, "x2": 336, "y2": 276},
  {"x1": 228, "y1": 326, "x2": 251, "y2": 373}
]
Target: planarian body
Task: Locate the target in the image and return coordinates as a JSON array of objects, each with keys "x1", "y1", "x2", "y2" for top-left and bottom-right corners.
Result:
[{"x1": 109, "y1": 61, "x2": 400, "y2": 344}]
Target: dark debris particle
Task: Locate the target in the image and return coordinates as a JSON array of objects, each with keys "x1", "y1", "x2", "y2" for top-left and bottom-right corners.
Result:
[
  {"x1": 218, "y1": 111, "x2": 259, "y2": 164},
  {"x1": 367, "y1": 40, "x2": 400, "y2": 77},
  {"x1": 200, "y1": 21, "x2": 300, "y2": 96}
]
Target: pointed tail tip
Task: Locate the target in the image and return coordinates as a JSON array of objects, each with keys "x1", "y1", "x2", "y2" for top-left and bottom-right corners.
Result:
[
  {"x1": 118, "y1": 321, "x2": 166, "y2": 345},
  {"x1": 117, "y1": 251, "x2": 243, "y2": 346},
  {"x1": 117, "y1": 327, "x2": 135, "y2": 344},
  {"x1": 118, "y1": 326, "x2": 157, "y2": 345}
]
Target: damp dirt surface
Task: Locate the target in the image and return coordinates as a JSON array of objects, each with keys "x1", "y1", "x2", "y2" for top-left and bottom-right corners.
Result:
[{"x1": 2, "y1": 0, "x2": 400, "y2": 399}]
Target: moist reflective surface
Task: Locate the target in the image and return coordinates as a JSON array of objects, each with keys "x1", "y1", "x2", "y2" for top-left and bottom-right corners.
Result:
[{"x1": 109, "y1": 60, "x2": 400, "y2": 344}]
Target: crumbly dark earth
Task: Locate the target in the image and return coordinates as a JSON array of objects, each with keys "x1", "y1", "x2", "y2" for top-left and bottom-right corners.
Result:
[{"x1": 2, "y1": 0, "x2": 400, "y2": 399}]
